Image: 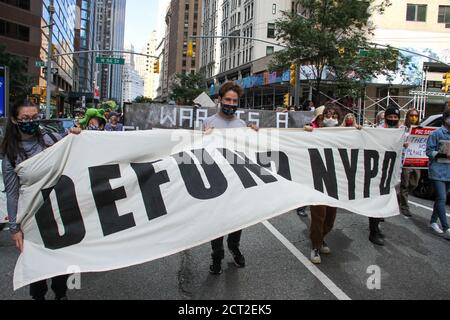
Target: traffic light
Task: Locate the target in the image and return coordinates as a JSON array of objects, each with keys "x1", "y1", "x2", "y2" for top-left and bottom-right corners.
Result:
[
  {"x1": 283, "y1": 93, "x2": 290, "y2": 106},
  {"x1": 290, "y1": 64, "x2": 296, "y2": 87},
  {"x1": 32, "y1": 86, "x2": 42, "y2": 95},
  {"x1": 442, "y1": 72, "x2": 450, "y2": 93},
  {"x1": 153, "y1": 60, "x2": 160, "y2": 74},
  {"x1": 187, "y1": 41, "x2": 194, "y2": 58}
]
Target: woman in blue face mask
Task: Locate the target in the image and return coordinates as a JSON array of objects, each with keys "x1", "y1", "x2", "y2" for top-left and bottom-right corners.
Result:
[{"x1": 1, "y1": 99, "x2": 80, "y2": 300}]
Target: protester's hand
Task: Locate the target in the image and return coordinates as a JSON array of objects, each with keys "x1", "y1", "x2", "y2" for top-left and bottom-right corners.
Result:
[
  {"x1": 248, "y1": 124, "x2": 259, "y2": 132},
  {"x1": 356, "y1": 125, "x2": 363, "y2": 130},
  {"x1": 69, "y1": 127, "x2": 82, "y2": 135},
  {"x1": 304, "y1": 126, "x2": 314, "y2": 132},
  {"x1": 404, "y1": 143, "x2": 410, "y2": 149},
  {"x1": 204, "y1": 126, "x2": 214, "y2": 135},
  {"x1": 11, "y1": 231, "x2": 24, "y2": 253},
  {"x1": 447, "y1": 152, "x2": 450, "y2": 159}
]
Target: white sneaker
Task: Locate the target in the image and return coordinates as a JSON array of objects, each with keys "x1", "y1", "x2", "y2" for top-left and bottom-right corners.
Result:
[
  {"x1": 310, "y1": 249, "x2": 321, "y2": 264},
  {"x1": 444, "y1": 229, "x2": 450, "y2": 240},
  {"x1": 431, "y1": 223, "x2": 444, "y2": 234},
  {"x1": 320, "y1": 241, "x2": 331, "y2": 254}
]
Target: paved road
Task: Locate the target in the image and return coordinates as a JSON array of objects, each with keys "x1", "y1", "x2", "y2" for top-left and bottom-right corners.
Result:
[{"x1": 0, "y1": 195, "x2": 449, "y2": 300}]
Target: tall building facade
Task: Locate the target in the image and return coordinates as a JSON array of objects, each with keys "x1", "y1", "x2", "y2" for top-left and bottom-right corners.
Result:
[
  {"x1": 199, "y1": 0, "x2": 222, "y2": 83},
  {"x1": 135, "y1": 31, "x2": 159, "y2": 99},
  {"x1": 75, "y1": 0, "x2": 96, "y2": 94},
  {"x1": 40, "y1": 0, "x2": 77, "y2": 115},
  {"x1": 0, "y1": 0, "x2": 43, "y2": 87},
  {"x1": 160, "y1": 0, "x2": 203, "y2": 99},
  {"x1": 95, "y1": 0, "x2": 126, "y2": 102},
  {"x1": 367, "y1": 0, "x2": 450, "y2": 117},
  {"x1": 217, "y1": 0, "x2": 291, "y2": 82}
]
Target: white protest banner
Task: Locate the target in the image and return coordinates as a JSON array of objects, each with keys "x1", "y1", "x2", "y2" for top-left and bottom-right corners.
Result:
[
  {"x1": 403, "y1": 127, "x2": 437, "y2": 169},
  {"x1": 13, "y1": 128, "x2": 404, "y2": 289}
]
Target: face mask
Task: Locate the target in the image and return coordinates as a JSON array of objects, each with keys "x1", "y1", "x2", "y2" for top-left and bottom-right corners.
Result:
[
  {"x1": 346, "y1": 120, "x2": 354, "y2": 127},
  {"x1": 221, "y1": 103, "x2": 238, "y2": 116},
  {"x1": 386, "y1": 119, "x2": 399, "y2": 128},
  {"x1": 323, "y1": 118, "x2": 339, "y2": 127},
  {"x1": 87, "y1": 125, "x2": 100, "y2": 131},
  {"x1": 17, "y1": 121, "x2": 40, "y2": 135}
]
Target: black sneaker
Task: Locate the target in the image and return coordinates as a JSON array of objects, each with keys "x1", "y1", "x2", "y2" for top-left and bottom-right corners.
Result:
[
  {"x1": 230, "y1": 249, "x2": 246, "y2": 268},
  {"x1": 55, "y1": 295, "x2": 68, "y2": 300},
  {"x1": 209, "y1": 258, "x2": 223, "y2": 275}
]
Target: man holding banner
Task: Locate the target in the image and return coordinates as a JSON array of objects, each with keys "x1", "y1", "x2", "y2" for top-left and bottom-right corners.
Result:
[{"x1": 203, "y1": 81, "x2": 257, "y2": 275}]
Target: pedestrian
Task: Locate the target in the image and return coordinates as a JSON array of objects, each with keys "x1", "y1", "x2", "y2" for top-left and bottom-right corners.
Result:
[
  {"x1": 375, "y1": 110, "x2": 385, "y2": 127},
  {"x1": 297, "y1": 106, "x2": 327, "y2": 218},
  {"x1": 426, "y1": 109, "x2": 450, "y2": 239},
  {"x1": 105, "y1": 113, "x2": 124, "y2": 132},
  {"x1": 79, "y1": 108, "x2": 107, "y2": 131},
  {"x1": 305, "y1": 104, "x2": 342, "y2": 264},
  {"x1": 341, "y1": 113, "x2": 362, "y2": 129},
  {"x1": 308, "y1": 105, "x2": 325, "y2": 129},
  {"x1": 399, "y1": 109, "x2": 421, "y2": 217},
  {"x1": 1, "y1": 99, "x2": 81, "y2": 300},
  {"x1": 203, "y1": 81, "x2": 257, "y2": 275},
  {"x1": 369, "y1": 107, "x2": 403, "y2": 246}
]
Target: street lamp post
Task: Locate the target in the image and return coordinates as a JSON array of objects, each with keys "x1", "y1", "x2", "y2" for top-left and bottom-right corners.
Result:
[{"x1": 45, "y1": 0, "x2": 55, "y2": 119}]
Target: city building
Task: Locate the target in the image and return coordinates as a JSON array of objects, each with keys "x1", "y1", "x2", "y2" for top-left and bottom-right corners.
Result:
[
  {"x1": 0, "y1": 0, "x2": 43, "y2": 88},
  {"x1": 367, "y1": 0, "x2": 450, "y2": 118},
  {"x1": 70, "y1": 0, "x2": 98, "y2": 108},
  {"x1": 135, "y1": 31, "x2": 159, "y2": 99},
  {"x1": 122, "y1": 50, "x2": 144, "y2": 103},
  {"x1": 95, "y1": 0, "x2": 127, "y2": 103},
  {"x1": 40, "y1": 0, "x2": 78, "y2": 116},
  {"x1": 159, "y1": 0, "x2": 203, "y2": 100},
  {"x1": 199, "y1": 0, "x2": 293, "y2": 109}
]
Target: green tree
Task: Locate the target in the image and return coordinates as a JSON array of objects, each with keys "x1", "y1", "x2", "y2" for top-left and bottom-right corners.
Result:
[
  {"x1": 270, "y1": 0, "x2": 413, "y2": 104},
  {"x1": 0, "y1": 44, "x2": 34, "y2": 104},
  {"x1": 133, "y1": 96, "x2": 153, "y2": 103},
  {"x1": 170, "y1": 72, "x2": 207, "y2": 105}
]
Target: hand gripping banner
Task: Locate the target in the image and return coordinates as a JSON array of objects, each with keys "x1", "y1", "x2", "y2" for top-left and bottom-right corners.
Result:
[{"x1": 13, "y1": 128, "x2": 404, "y2": 289}]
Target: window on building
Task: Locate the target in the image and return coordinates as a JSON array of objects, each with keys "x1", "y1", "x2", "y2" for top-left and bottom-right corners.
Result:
[
  {"x1": 406, "y1": 4, "x2": 427, "y2": 22},
  {"x1": 267, "y1": 23, "x2": 275, "y2": 38},
  {"x1": 272, "y1": 4, "x2": 277, "y2": 15},
  {"x1": 0, "y1": 0, "x2": 30, "y2": 10},
  {"x1": 0, "y1": 19, "x2": 30, "y2": 41},
  {"x1": 266, "y1": 46, "x2": 274, "y2": 56},
  {"x1": 438, "y1": 5, "x2": 450, "y2": 23}
]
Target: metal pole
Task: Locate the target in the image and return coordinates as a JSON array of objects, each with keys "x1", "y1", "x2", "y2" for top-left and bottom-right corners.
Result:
[
  {"x1": 45, "y1": 0, "x2": 55, "y2": 119},
  {"x1": 423, "y1": 67, "x2": 429, "y2": 119},
  {"x1": 294, "y1": 64, "x2": 301, "y2": 108}
]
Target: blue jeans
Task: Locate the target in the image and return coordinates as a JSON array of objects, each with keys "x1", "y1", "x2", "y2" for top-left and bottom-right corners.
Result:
[{"x1": 431, "y1": 180, "x2": 450, "y2": 231}]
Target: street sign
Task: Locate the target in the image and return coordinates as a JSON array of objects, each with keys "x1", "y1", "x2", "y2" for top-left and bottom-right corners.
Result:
[
  {"x1": 35, "y1": 60, "x2": 45, "y2": 68},
  {"x1": 42, "y1": 67, "x2": 59, "y2": 75},
  {"x1": 96, "y1": 57, "x2": 125, "y2": 65}
]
